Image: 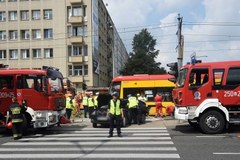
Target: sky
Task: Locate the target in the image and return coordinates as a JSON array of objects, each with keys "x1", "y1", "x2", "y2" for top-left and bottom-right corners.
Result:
[{"x1": 102, "y1": 0, "x2": 240, "y2": 68}]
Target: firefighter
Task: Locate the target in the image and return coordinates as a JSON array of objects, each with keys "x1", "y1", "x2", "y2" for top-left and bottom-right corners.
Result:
[
  {"x1": 88, "y1": 93, "x2": 95, "y2": 119},
  {"x1": 108, "y1": 92, "x2": 123, "y2": 137},
  {"x1": 154, "y1": 92, "x2": 163, "y2": 118},
  {"x1": 9, "y1": 97, "x2": 26, "y2": 140},
  {"x1": 127, "y1": 94, "x2": 138, "y2": 124}
]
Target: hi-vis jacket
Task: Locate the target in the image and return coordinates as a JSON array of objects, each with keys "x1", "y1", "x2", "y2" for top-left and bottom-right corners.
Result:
[
  {"x1": 88, "y1": 97, "x2": 95, "y2": 108},
  {"x1": 66, "y1": 97, "x2": 75, "y2": 110},
  {"x1": 9, "y1": 102, "x2": 26, "y2": 123},
  {"x1": 82, "y1": 96, "x2": 88, "y2": 106},
  {"x1": 128, "y1": 96, "x2": 138, "y2": 108},
  {"x1": 109, "y1": 99, "x2": 121, "y2": 115}
]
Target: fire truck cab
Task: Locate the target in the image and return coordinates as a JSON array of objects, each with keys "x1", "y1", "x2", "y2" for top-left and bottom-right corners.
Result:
[
  {"x1": 0, "y1": 65, "x2": 66, "y2": 129},
  {"x1": 173, "y1": 60, "x2": 240, "y2": 134}
]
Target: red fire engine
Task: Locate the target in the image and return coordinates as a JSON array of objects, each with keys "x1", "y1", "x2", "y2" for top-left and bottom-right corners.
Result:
[
  {"x1": 173, "y1": 60, "x2": 240, "y2": 134},
  {"x1": 0, "y1": 65, "x2": 65, "y2": 129}
]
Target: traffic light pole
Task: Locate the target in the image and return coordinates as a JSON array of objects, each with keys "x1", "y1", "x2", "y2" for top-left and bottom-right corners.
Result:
[{"x1": 177, "y1": 14, "x2": 183, "y2": 72}]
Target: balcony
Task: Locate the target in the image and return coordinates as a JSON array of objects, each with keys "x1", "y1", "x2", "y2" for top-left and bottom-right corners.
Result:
[
  {"x1": 69, "y1": 36, "x2": 83, "y2": 43},
  {"x1": 69, "y1": 16, "x2": 83, "y2": 24},
  {"x1": 69, "y1": 0, "x2": 82, "y2": 4},
  {"x1": 69, "y1": 76, "x2": 83, "y2": 83},
  {"x1": 69, "y1": 56, "x2": 83, "y2": 63}
]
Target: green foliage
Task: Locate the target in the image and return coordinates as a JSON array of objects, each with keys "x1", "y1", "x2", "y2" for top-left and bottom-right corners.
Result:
[{"x1": 120, "y1": 29, "x2": 166, "y2": 75}]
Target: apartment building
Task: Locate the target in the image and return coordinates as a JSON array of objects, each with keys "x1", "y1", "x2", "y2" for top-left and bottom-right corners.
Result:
[{"x1": 0, "y1": 0, "x2": 128, "y2": 89}]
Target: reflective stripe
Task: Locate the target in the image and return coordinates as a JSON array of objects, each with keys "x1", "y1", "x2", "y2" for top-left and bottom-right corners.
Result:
[{"x1": 12, "y1": 119, "x2": 23, "y2": 123}]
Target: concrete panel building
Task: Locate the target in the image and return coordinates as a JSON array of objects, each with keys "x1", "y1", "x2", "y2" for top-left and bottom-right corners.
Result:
[{"x1": 0, "y1": 0, "x2": 128, "y2": 89}]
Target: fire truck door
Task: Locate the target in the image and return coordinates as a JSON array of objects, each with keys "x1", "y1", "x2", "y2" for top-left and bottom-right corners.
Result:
[{"x1": 187, "y1": 68, "x2": 212, "y2": 106}]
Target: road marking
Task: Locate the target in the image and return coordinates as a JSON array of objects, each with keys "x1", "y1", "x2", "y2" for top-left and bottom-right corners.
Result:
[
  {"x1": 44, "y1": 133, "x2": 170, "y2": 137},
  {"x1": 0, "y1": 147, "x2": 177, "y2": 152},
  {"x1": 0, "y1": 153, "x2": 180, "y2": 159},
  {"x1": 19, "y1": 136, "x2": 172, "y2": 141},
  {"x1": 213, "y1": 152, "x2": 240, "y2": 155},
  {"x1": 196, "y1": 136, "x2": 226, "y2": 138},
  {"x1": 3, "y1": 141, "x2": 174, "y2": 146},
  {"x1": 60, "y1": 130, "x2": 169, "y2": 133}
]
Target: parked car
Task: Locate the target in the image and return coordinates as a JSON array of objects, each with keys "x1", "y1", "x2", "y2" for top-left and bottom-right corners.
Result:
[{"x1": 90, "y1": 93, "x2": 148, "y2": 127}]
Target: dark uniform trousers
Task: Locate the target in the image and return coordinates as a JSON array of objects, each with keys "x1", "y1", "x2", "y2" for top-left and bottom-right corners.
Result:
[
  {"x1": 12, "y1": 122, "x2": 23, "y2": 139},
  {"x1": 129, "y1": 106, "x2": 138, "y2": 124},
  {"x1": 109, "y1": 113, "x2": 121, "y2": 136}
]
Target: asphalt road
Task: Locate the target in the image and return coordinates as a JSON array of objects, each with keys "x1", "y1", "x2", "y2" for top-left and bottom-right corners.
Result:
[{"x1": 0, "y1": 117, "x2": 239, "y2": 160}]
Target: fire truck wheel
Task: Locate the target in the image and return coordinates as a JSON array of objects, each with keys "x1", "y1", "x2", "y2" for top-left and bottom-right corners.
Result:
[{"x1": 199, "y1": 110, "x2": 226, "y2": 134}]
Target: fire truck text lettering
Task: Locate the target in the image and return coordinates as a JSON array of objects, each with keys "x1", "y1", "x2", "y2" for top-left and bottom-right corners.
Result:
[
  {"x1": 224, "y1": 91, "x2": 240, "y2": 97},
  {"x1": 0, "y1": 92, "x2": 14, "y2": 98}
]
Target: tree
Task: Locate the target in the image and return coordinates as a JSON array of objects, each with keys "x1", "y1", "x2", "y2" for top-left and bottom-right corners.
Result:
[{"x1": 120, "y1": 29, "x2": 166, "y2": 75}]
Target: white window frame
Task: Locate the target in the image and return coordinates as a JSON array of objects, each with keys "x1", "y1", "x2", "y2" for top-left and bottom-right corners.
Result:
[
  {"x1": 74, "y1": 65, "x2": 82, "y2": 76},
  {"x1": 0, "y1": 31, "x2": 6, "y2": 40},
  {"x1": 0, "y1": 11, "x2": 6, "y2": 21},
  {"x1": 72, "y1": 6, "x2": 82, "y2": 17},
  {"x1": 9, "y1": 30, "x2": 18, "y2": 40},
  {"x1": 32, "y1": 29, "x2": 41, "y2": 39},
  {"x1": 43, "y1": 9, "x2": 52, "y2": 20},
  {"x1": 44, "y1": 48, "x2": 53, "y2": 58},
  {"x1": 20, "y1": 10, "x2": 29, "y2": 20},
  {"x1": 21, "y1": 49, "x2": 30, "y2": 59},
  {"x1": 32, "y1": 49, "x2": 41, "y2": 58},
  {"x1": 44, "y1": 29, "x2": 53, "y2": 39},
  {"x1": 9, "y1": 11, "x2": 17, "y2": 21},
  {"x1": 21, "y1": 30, "x2": 30, "y2": 40},
  {"x1": 9, "y1": 49, "x2": 18, "y2": 59},
  {"x1": 32, "y1": 10, "x2": 40, "y2": 20},
  {"x1": 0, "y1": 50, "x2": 6, "y2": 59}
]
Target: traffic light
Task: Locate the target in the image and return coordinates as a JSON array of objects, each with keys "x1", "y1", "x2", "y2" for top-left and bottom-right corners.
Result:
[
  {"x1": 167, "y1": 62, "x2": 178, "y2": 82},
  {"x1": 82, "y1": 82, "x2": 87, "y2": 91}
]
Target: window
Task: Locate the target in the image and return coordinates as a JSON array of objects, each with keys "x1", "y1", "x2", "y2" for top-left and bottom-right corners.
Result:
[
  {"x1": 73, "y1": 45, "x2": 82, "y2": 56},
  {"x1": 21, "y1": 49, "x2": 30, "y2": 59},
  {"x1": 21, "y1": 30, "x2": 30, "y2": 40},
  {"x1": 84, "y1": 65, "x2": 88, "y2": 75},
  {"x1": 9, "y1": 30, "x2": 18, "y2": 40},
  {"x1": 9, "y1": 11, "x2": 17, "y2": 21},
  {"x1": 67, "y1": 7, "x2": 71, "y2": 22},
  {"x1": 43, "y1": 9, "x2": 52, "y2": 20},
  {"x1": 44, "y1": 29, "x2": 53, "y2": 39},
  {"x1": 213, "y1": 69, "x2": 224, "y2": 86},
  {"x1": 74, "y1": 65, "x2": 82, "y2": 76},
  {"x1": 9, "y1": 49, "x2": 18, "y2": 59},
  {"x1": 72, "y1": 6, "x2": 82, "y2": 16},
  {"x1": 0, "y1": 76, "x2": 14, "y2": 90},
  {"x1": 0, "y1": 31, "x2": 6, "y2": 40},
  {"x1": 68, "y1": 65, "x2": 73, "y2": 76},
  {"x1": 0, "y1": 50, "x2": 6, "y2": 59},
  {"x1": 20, "y1": 10, "x2": 29, "y2": 20},
  {"x1": 44, "y1": 48, "x2": 53, "y2": 58},
  {"x1": 32, "y1": 49, "x2": 41, "y2": 58},
  {"x1": 72, "y1": 26, "x2": 82, "y2": 36},
  {"x1": 226, "y1": 68, "x2": 240, "y2": 85},
  {"x1": 32, "y1": 29, "x2": 41, "y2": 39},
  {"x1": 67, "y1": 26, "x2": 72, "y2": 37},
  {"x1": 32, "y1": 10, "x2": 40, "y2": 20},
  {"x1": 8, "y1": 0, "x2": 17, "y2": 2},
  {"x1": 189, "y1": 68, "x2": 209, "y2": 86},
  {"x1": 0, "y1": 0, "x2": 6, "y2": 2},
  {"x1": 0, "y1": 11, "x2": 6, "y2": 21}
]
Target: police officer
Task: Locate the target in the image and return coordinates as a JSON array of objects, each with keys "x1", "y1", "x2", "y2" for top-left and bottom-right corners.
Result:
[
  {"x1": 65, "y1": 94, "x2": 75, "y2": 120},
  {"x1": 108, "y1": 92, "x2": 123, "y2": 137},
  {"x1": 88, "y1": 93, "x2": 95, "y2": 119},
  {"x1": 9, "y1": 97, "x2": 26, "y2": 140},
  {"x1": 127, "y1": 94, "x2": 138, "y2": 124},
  {"x1": 82, "y1": 93, "x2": 89, "y2": 118}
]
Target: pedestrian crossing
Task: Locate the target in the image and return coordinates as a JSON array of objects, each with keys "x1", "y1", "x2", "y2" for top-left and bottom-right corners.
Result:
[{"x1": 0, "y1": 127, "x2": 180, "y2": 159}]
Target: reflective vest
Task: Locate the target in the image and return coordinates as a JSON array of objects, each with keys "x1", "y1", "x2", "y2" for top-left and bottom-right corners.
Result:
[
  {"x1": 82, "y1": 96, "x2": 88, "y2": 106},
  {"x1": 66, "y1": 97, "x2": 75, "y2": 110},
  {"x1": 94, "y1": 96, "x2": 98, "y2": 106},
  {"x1": 109, "y1": 99, "x2": 121, "y2": 115},
  {"x1": 9, "y1": 102, "x2": 24, "y2": 123},
  {"x1": 138, "y1": 96, "x2": 147, "y2": 102},
  {"x1": 88, "y1": 97, "x2": 94, "y2": 108},
  {"x1": 128, "y1": 96, "x2": 138, "y2": 108}
]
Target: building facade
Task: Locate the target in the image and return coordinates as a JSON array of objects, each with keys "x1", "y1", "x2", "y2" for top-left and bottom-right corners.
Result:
[{"x1": 0, "y1": 0, "x2": 128, "y2": 89}]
